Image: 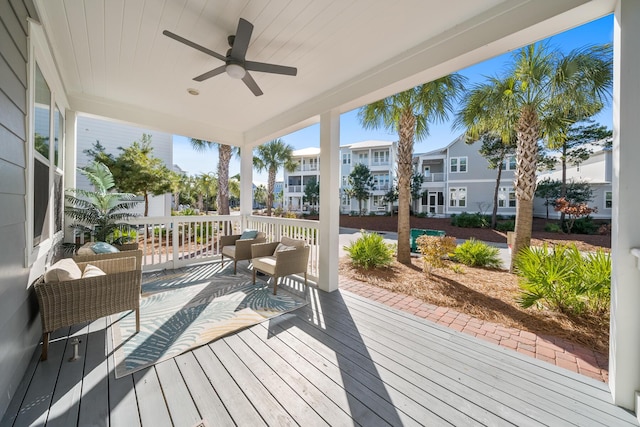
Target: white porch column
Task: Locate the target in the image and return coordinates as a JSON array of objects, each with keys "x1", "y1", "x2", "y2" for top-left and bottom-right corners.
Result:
[
  {"x1": 240, "y1": 146, "x2": 254, "y2": 228},
  {"x1": 63, "y1": 109, "x2": 77, "y2": 244},
  {"x1": 610, "y1": 0, "x2": 640, "y2": 411},
  {"x1": 318, "y1": 110, "x2": 340, "y2": 292}
]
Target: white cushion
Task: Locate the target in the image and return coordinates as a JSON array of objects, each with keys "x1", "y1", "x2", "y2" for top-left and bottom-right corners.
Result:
[
  {"x1": 76, "y1": 242, "x2": 95, "y2": 256},
  {"x1": 273, "y1": 243, "x2": 295, "y2": 256},
  {"x1": 280, "y1": 237, "x2": 305, "y2": 248},
  {"x1": 253, "y1": 256, "x2": 277, "y2": 275},
  {"x1": 44, "y1": 259, "x2": 83, "y2": 283},
  {"x1": 82, "y1": 264, "x2": 106, "y2": 278}
]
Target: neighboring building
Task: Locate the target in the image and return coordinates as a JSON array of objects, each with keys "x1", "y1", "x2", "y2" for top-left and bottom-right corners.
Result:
[
  {"x1": 414, "y1": 135, "x2": 517, "y2": 217},
  {"x1": 339, "y1": 140, "x2": 398, "y2": 214},
  {"x1": 284, "y1": 147, "x2": 321, "y2": 212},
  {"x1": 534, "y1": 143, "x2": 612, "y2": 219},
  {"x1": 76, "y1": 116, "x2": 173, "y2": 217}
]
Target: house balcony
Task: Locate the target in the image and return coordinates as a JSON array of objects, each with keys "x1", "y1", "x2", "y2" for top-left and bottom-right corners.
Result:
[
  {"x1": 422, "y1": 172, "x2": 446, "y2": 182},
  {"x1": 2, "y1": 214, "x2": 632, "y2": 426}
]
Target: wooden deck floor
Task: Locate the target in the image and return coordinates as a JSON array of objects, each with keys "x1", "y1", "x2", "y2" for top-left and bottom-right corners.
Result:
[{"x1": 1, "y1": 264, "x2": 637, "y2": 427}]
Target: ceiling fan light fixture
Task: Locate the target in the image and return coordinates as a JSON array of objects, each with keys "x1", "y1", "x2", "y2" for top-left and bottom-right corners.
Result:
[
  {"x1": 226, "y1": 63, "x2": 246, "y2": 79},
  {"x1": 187, "y1": 88, "x2": 199, "y2": 95}
]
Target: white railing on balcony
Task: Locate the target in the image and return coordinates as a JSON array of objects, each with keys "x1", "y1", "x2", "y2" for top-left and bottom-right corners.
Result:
[
  {"x1": 302, "y1": 164, "x2": 318, "y2": 171},
  {"x1": 125, "y1": 215, "x2": 243, "y2": 271},
  {"x1": 116, "y1": 215, "x2": 319, "y2": 281},
  {"x1": 287, "y1": 185, "x2": 303, "y2": 193},
  {"x1": 422, "y1": 172, "x2": 445, "y2": 182},
  {"x1": 245, "y1": 215, "x2": 319, "y2": 280}
]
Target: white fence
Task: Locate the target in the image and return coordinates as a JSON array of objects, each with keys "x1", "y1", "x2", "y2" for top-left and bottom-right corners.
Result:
[{"x1": 118, "y1": 215, "x2": 319, "y2": 280}]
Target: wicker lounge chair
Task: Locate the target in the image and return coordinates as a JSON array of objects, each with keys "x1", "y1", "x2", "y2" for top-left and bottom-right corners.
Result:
[
  {"x1": 35, "y1": 256, "x2": 141, "y2": 360},
  {"x1": 251, "y1": 237, "x2": 310, "y2": 295},
  {"x1": 220, "y1": 232, "x2": 266, "y2": 274},
  {"x1": 73, "y1": 243, "x2": 142, "y2": 270}
]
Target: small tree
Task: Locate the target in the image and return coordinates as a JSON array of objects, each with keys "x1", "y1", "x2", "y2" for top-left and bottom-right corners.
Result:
[
  {"x1": 254, "y1": 184, "x2": 267, "y2": 208},
  {"x1": 536, "y1": 179, "x2": 593, "y2": 219},
  {"x1": 383, "y1": 187, "x2": 398, "y2": 216},
  {"x1": 303, "y1": 177, "x2": 320, "y2": 211},
  {"x1": 554, "y1": 197, "x2": 597, "y2": 234},
  {"x1": 345, "y1": 163, "x2": 374, "y2": 216}
]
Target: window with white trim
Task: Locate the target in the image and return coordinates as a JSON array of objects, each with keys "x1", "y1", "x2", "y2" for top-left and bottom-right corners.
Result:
[
  {"x1": 341, "y1": 175, "x2": 349, "y2": 187},
  {"x1": 372, "y1": 195, "x2": 384, "y2": 207},
  {"x1": 373, "y1": 150, "x2": 389, "y2": 165},
  {"x1": 342, "y1": 153, "x2": 351, "y2": 164},
  {"x1": 450, "y1": 156, "x2": 467, "y2": 173},
  {"x1": 373, "y1": 173, "x2": 390, "y2": 191},
  {"x1": 341, "y1": 194, "x2": 350, "y2": 205},
  {"x1": 501, "y1": 155, "x2": 516, "y2": 171},
  {"x1": 498, "y1": 187, "x2": 516, "y2": 208},
  {"x1": 357, "y1": 152, "x2": 368, "y2": 165},
  {"x1": 605, "y1": 191, "x2": 612, "y2": 209},
  {"x1": 449, "y1": 187, "x2": 467, "y2": 207}
]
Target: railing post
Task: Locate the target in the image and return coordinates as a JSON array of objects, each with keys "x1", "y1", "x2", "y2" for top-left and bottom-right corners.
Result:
[{"x1": 172, "y1": 217, "x2": 179, "y2": 269}]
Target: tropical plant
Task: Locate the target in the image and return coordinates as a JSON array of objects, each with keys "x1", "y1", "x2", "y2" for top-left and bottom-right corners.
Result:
[
  {"x1": 359, "y1": 74, "x2": 466, "y2": 264},
  {"x1": 84, "y1": 135, "x2": 174, "y2": 216},
  {"x1": 452, "y1": 239, "x2": 502, "y2": 269},
  {"x1": 65, "y1": 161, "x2": 140, "y2": 244},
  {"x1": 456, "y1": 43, "x2": 612, "y2": 271},
  {"x1": 344, "y1": 230, "x2": 395, "y2": 269},
  {"x1": 450, "y1": 212, "x2": 490, "y2": 228},
  {"x1": 194, "y1": 173, "x2": 217, "y2": 212},
  {"x1": 344, "y1": 163, "x2": 374, "y2": 216},
  {"x1": 515, "y1": 243, "x2": 610, "y2": 315},
  {"x1": 190, "y1": 139, "x2": 238, "y2": 215},
  {"x1": 416, "y1": 235, "x2": 457, "y2": 275},
  {"x1": 253, "y1": 139, "x2": 297, "y2": 216},
  {"x1": 254, "y1": 184, "x2": 267, "y2": 207}
]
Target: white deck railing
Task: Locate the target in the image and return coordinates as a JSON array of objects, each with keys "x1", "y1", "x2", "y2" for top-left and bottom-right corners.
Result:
[{"x1": 122, "y1": 215, "x2": 319, "y2": 280}]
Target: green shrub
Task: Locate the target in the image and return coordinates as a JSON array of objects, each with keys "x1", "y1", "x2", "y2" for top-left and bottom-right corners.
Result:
[
  {"x1": 514, "y1": 243, "x2": 611, "y2": 315},
  {"x1": 452, "y1": 239, "x2": 502, "y2": 269},
  {"x1": 495, "y1": 220, "x2": 515, "y2": 232},
  {"x1": 450, "y1": 212, "x2": 490, "y2": 228},
  {"x1": 344, "y1": 231, "x2": 396, "y2": 269},
  {"x1": 564, "y1": 216, "x2": 598, "y2": 235},
  {"x1": 544, "y1": 222, "x2": 562, "y2": 233},
  {"x1": 416, "y1": 235, "x2": 457, "y2": 274}
]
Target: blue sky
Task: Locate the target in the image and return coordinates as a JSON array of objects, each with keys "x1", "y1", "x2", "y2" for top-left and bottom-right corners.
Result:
[{"x1": 173, "y1": 14, "x2": 614, "y2": 182}]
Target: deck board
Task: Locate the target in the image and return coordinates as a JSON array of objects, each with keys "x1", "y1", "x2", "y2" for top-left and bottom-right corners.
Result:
[{"x1": 1, "y1": 265, "x2": 636, "y2": 427}]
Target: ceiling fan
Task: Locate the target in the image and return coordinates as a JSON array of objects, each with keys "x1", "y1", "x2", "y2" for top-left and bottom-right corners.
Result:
[{"x1": 163, "y1": 18, "x2": 297, "y2": 96}]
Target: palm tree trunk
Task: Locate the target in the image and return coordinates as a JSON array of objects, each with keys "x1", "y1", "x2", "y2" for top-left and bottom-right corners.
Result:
[
  {"x1": 267, "y1": 168, "x2": 276, "y2": 216},
  {"x1": 144, "y1": 192, "x2": 149, "y2": 217},
  {"x1": 218, "y1": 144, "x2": 232, "y2": 215},
  {"x1": 511, "y1": 106, "x2": 539, "y2": 271},
  {"x1": 397, "y1": 111, "x2": 415, "y2": 264},
  {"x1": 491, "y1": 162, "x2": 503, "y2": 229}
]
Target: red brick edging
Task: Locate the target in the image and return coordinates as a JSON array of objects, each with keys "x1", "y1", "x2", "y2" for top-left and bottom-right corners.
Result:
[{"x1": 339, "y1": 277, "x2": 609, "y2": 383}]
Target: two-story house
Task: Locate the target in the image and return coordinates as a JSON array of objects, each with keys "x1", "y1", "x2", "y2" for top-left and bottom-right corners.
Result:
[
  {"x1": 340, "y1": 140, "x2": 398, "y2": 214},
  {"x1": 283, "y1": 147, "x2": 321, "y2": 212},
  {"x1": 414, "y1": 135, "x2": 518, "y2": 217}
]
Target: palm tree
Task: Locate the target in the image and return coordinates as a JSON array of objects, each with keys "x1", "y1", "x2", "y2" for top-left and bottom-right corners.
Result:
[
  {"x1": 194, "y1": 173, "x2": 217, "y2": 212},
  {"x1": 253, "y1": 139, "x2": 297, "y2": 216},
  {"x1": 190, "y1": 139, "x2": 237, "y2": 215},
  {"x1": 65, "y1": 161, "x2": 140, "y2": 244},
  {"x1": 456, "y1": 43, "x2": 612, "y2": 269},
  {"x1": 359, "y1": 74, "x2": 466, "y2": 263}
]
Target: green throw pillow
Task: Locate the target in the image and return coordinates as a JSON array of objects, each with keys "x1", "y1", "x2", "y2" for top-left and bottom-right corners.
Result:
[{"x1": 91, "y1": 242, "x2": 120, "y2": 254}]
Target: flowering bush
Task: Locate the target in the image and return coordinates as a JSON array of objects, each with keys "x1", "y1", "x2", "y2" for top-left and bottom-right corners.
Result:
[{"x1": 554, "y1": 197, "x2": 597, "y2": 234}]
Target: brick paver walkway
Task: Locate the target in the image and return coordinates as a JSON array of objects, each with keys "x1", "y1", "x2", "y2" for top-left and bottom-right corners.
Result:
[{"x1": 340, "y1": 277, "x2": 609, "y2": 383}]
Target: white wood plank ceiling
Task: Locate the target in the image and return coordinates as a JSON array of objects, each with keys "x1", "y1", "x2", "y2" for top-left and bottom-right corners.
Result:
[{"x1": 34, "y1": 0, "x2": 614, "y2": 146}]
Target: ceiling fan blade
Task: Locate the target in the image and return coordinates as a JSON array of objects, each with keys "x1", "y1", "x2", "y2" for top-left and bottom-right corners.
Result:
[
  {"x1": 245, "y1": 61, "x2": 297, "y2": 76},
  {"x1": 193, "y1": 65, "x2": 226, "y2": 82},
  {"x1": 242, "y1": 72, "x2": 263, "y2": 96},
  {"x1": 163, "y1": 30, "x2": 227, "y2": 62},
  {"x1": 230, "y1": 18, "x2": 253, "y2": 60}
]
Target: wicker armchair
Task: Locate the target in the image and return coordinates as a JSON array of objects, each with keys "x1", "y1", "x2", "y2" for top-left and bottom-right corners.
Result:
[
  {"x1": 251, "y1": 237, "x2": 310, "y2": 295},
  {"x1": 220, "y1": 232, "x2": 266, "y2": 274},
  {"x1": 73, "y1": 243, "x2": 142, "y2": 271},
  {"x1": 35, "y1": 256, "x2": 141, "y2": 360}
]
